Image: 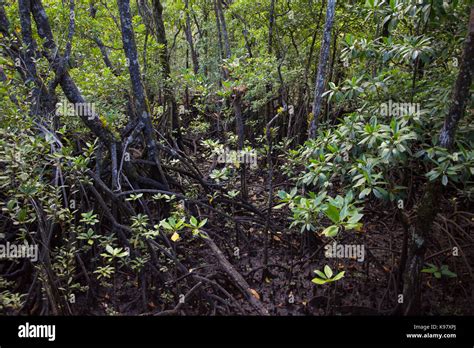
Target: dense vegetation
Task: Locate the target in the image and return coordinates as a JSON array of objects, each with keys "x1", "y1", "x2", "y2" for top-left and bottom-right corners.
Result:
[{"x1": 0, "y1": 0, "x2": 472, "y2": 316}]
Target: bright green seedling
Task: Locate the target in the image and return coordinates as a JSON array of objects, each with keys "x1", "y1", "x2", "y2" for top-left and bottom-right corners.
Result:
[
  {"x1": 93, "y1": 265, "x2": 115, "y2": 280},
  {"x1": 152, "y1": 193, "x2": 176, "y2": 202},
  {"x1": 421, "y1": 263, "x2": 457, "y2": 279},
  {"x1": 77, "y1": 228, "x2": 100, "y2": 246},
  {"x1": 226, "y1": 189, "x2": 240, "y2": 199},
  {"x1": 101, "y1": 245, "x2": 129, "y2": 262},
  {"x1": 209, "y1": 167, "x2": 231, "y2": 183},
  {"x1": 80, "y1": 210, "x2": 99, "y2": 226},
  {"x1": 312, "y1": 265, "x2": 345, "y2": 285},
  {"x1": 125, "y1": 193, "x2": 143, "y2": 201},
  {"x1": 186, "y1": 216, "x2": 208, "y2": 238},
  {"x1": 159, "y1": 217, "x2": 186, "y2": 242}
]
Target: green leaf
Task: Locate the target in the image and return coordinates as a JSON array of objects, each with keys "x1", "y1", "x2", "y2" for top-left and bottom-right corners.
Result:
[
  {"x1": 314, "y1": 270, "x2": 327, "y2": 279},
  {"x1": 440, "y1": 265, "x2": 457, "y2": 278},
  {"x1": 198, "y1": 218, "x2": 208, "y2": 228},
  {"x1": 332, "y1": 271, "x2": 345, "y2": 281},
  {"x1": 117, "y1": 250, "x2": 129, "y2": 258},
  {"x1": 175, "y1": 219, "x2": 185, "y2": 229},
  {"x1": 354, "y1": 177, "x2": 366, "y2": 188},
  {"x1": 311, "y1": 277, "x2": 328, "y2": 285},
  {"x1": 6, "y1": 199, "x2": 17, "y2": 210},
  {"x1": 347, "y1": 213, "x2": 363, "y2": 224},
  {"x1": 160, "y1": 220, "x2": 172, "y2": 230},
  {"x1": 324, "y1": 265, "x2": 333, "y2": 279},
  {"x1": 321, "y1": 225, "x2": 339, "y2": 237},
  {"x1": 373, "y1": 187, "x2": 388, "y2": 199},
  {"x1": 441, "y1": 269, "x2": 457, "y2": 278},
  {"x1": 441, "y1": 175, "x2": 448, "y2": 186},
  {"x1": 345, "y1": 223, "x2": 362, "y2": 231},
  {"x1": 340, "y1": 205, "x2": 349, "y2": 220},
  {"x1": 359, "y1": 188, "x2": 371, "y2": 199},
  {"x1": 421, "y1": 263, "x2": 438, "y2": 274},
  {"x1": 17, "y1": 208, "x2": 28, "y2": 222},
  {"x1": 324, "y1": 204, "x2": 340, "y2": 223}
]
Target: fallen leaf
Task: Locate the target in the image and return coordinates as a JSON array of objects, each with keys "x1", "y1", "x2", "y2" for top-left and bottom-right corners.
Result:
[
  {"x1": 171, "y1": 232, "x2": 180, "y2": 242},
  {"x1": 248, "y1": 288, "x2": 260, "y2": 300}
]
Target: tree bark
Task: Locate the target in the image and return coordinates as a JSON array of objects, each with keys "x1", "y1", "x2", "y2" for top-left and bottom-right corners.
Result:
[
  {"x1": 18, "y1": 0, "x2": 57, "y2": 118},
  {"x1": 137, "y1": 0, "x2": 182, "y2": 149},
  {"x1": 216, "y1": 0, "x2": 230, "y2": 60},
  {"x1": 308, "y1": 0, "x2": 336, "y2": 139},
  {"x1": 293, "y1": 0, "x2": 325, "y2": 143},
  {"x1": 232, "y1": 87, "x2": 248, "y2": 201},
  {"x1": 213, "y1": 0, "x2": 226, "y2": 83},
  {"x1": 439, "y1": 6, "x2": 474, "y2": 149},
  {"x1": 184, "y1": 0, "x2": 199, "y2": 74},
  {"x1": 214, "y1": 0, "x2": 224, "y2": 61},
  {"x1": 152, "y1": 0, "x2": 183, "y2": 148},
  {"x1": 265, "y1": 0, "x2": 275, "y2": 126},
  {"x1": 117, "y1": 0, "x2": 169, "y2": 186},
  {"x1": 268, "y1": 0, "x2": 275, "y2": 55}
]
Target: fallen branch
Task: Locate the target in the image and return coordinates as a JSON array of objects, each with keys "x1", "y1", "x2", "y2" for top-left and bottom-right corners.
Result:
[{"x1": 203, "y1": 232, "x2": 269, "y2": 315}]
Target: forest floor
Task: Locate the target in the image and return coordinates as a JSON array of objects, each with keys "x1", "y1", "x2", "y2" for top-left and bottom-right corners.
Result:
[{"x1": 85, "y1": 145, "x2": 474, "y2": 316}]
